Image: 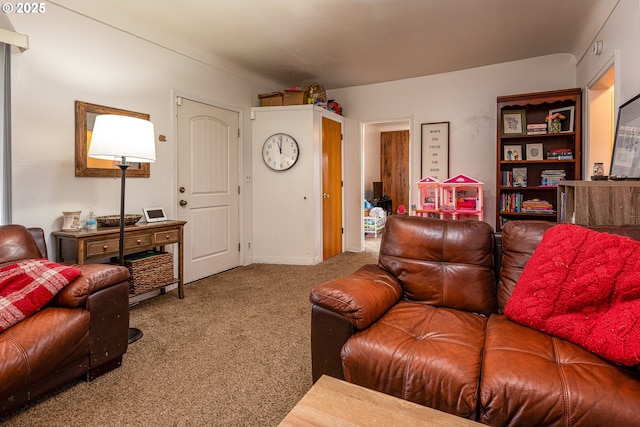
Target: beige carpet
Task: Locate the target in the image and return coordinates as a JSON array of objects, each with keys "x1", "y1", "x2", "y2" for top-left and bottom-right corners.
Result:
[{"x1": 2, "y1": 238, "x2": 380, "y2": 427}]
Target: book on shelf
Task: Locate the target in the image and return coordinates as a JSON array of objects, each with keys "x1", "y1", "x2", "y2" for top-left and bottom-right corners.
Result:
[
  {"x1": 501, "y1": 170, "x2": 512, "y2": 187},
  {"x1": 540, "y1": 169, "x2": 566, "y2": 187},
  {"x1": 512, "y1": 167, "x2": 527, "y2": 187},
  {"x1": 500, "y1": 192, "x2": 523, "y2": 212},
  {"x1": 559, "y1": 191, "x2": 566, "y2": 223},
  {"x1": 526, "y1": 123, "x2": 547, "y2": 135},
  {"x1": 521, "y1": 198, "x2": 554, "y2": 214},
  {"x1": 546, "y1": 148, "x2": 573, "y2": 160}
]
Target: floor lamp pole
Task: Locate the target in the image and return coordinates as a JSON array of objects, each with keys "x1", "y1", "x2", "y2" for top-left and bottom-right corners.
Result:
[{"x1": 117, "y1": 160, "x2": 143, "y2": 344}]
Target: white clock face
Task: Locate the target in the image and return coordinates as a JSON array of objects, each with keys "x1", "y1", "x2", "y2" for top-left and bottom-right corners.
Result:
[{"x1": 262, "y1": 133, "x2": 299, "y2": 171}]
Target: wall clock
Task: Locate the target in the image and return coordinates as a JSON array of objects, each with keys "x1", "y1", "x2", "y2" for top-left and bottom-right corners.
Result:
[{"x1": 262, "y1": 133, "x2": 299, "y2": 171}]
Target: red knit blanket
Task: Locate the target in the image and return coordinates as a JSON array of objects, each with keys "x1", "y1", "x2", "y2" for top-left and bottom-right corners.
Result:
[
  {"x1": 505, "y1": 224, "x2": 640, "y2": 366},
  {"x1": 0, "y1": 259, "x2": 81, "y2": 332}
]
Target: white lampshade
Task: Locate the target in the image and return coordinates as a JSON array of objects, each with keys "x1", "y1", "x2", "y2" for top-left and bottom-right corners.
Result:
[{"x1": 88, "y1": 114, "x2": 156, "y2": 163}]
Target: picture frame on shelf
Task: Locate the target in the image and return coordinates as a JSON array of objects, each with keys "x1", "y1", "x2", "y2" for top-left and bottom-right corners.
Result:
[
  {"x1": 504, "y1": 144, "x2": 522, "y2": 161},
  {"x1": 501, "y1": 110, "x2": 526, "y2": 135},
  {"x1": 547, "y1": 106, "x2": 575, "y2": 133},
  {"x1": 610, "y1": 92, "x2": 640, "y2": 178},
  {"x1": 526, "y1": 143, "x2": 544, "y2": 160},
  {"x1": 421, "y1": 122, "x2": 449, "y2": 181}
]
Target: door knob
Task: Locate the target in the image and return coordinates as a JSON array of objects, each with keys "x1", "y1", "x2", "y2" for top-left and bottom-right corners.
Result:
[
  {"x1": 179, "y1": 187, "x2": 186, "y2": 193},
  {"x1": 323, "y1": 193, "x2": 330, "y2": 199},
  {"x1": 179, "y1": 200, "x2": 188, "y2": 206}
]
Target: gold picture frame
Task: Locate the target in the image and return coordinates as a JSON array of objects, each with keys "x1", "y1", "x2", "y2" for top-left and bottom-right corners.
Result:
[{"x1": 75, "y1": 101, "x2": 151, "y2": 177}]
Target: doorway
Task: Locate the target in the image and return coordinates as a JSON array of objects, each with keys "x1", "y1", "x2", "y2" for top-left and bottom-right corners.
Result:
[
  {"x1": 587, "y1": 65, "x2": 615, "y2": 176},
  {"x1": 176, "y1": 97, "x2": 240, "y2": 283},
  {"x1": 362, "y1": 118, "x2": 411, "y2": 242}
]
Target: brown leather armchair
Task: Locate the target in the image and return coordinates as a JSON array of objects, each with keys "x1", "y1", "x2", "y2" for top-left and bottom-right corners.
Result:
[{"x1": 0, "y1": 224, "x2": 131, "y2": 415}]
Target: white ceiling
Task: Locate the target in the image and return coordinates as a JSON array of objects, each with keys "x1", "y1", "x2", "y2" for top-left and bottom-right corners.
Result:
[{"x1": 50, "y1": 0, "x2": 618, "y2": 90}]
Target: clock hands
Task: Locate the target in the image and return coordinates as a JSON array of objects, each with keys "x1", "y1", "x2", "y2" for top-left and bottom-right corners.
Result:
[{"x1": 277, "y1": 136, "x2": 282, "y2": 154}]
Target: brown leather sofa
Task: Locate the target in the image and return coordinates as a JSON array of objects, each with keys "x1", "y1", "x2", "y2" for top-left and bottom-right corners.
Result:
[
  {"x1": 0, "y1": 224, "x2": 130, "y2": 415},
  {"x1": 310, "y1": 216, "x2": 640, "y2": 427}
]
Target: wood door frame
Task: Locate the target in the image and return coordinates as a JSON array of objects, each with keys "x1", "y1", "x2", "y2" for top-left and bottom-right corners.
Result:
[{"x1": 172, "y1": 91, "x2": 247, "y2": 267}]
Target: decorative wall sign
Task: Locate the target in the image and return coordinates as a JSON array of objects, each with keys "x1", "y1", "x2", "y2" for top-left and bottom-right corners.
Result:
[{"x1": 421, "y1": 122, "x2": 449, "y2": 180}]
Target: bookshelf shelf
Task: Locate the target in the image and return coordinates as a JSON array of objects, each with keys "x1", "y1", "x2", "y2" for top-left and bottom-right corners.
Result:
[{"x1": 496, "y1": 88, "x2": 582, "y2": 231}]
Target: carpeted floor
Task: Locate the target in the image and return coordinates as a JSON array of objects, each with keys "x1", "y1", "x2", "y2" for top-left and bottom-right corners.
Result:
[{"x1": 2, "y1": 238, "x2": 380, "y2": 427}]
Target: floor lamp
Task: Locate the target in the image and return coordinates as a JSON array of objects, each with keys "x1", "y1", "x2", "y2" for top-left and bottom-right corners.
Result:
[{"x1": 87, "y1": 114, "x2": 156, "y2": 344}]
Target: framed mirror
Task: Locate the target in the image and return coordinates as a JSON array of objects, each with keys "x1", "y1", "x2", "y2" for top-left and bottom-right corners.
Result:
[{"x1": 75, "y1": 101, "x2": 151, "y2": 177}]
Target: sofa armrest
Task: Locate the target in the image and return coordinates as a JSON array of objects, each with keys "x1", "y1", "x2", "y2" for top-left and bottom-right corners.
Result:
[
  {"x1": 52, "y1": 263, "x2": 130, "y2": 308},
  {"x1": 309, "y1": 264, "x2": 402, "y2": 330}
]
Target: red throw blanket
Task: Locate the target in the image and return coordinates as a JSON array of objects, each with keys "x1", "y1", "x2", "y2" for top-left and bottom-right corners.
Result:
[
  {"x1": 505, "y1": 224, "x2": 640, "y2": 366},
  {"x1": 0, "y1": 259, "x2": 81, "y2": 332}
]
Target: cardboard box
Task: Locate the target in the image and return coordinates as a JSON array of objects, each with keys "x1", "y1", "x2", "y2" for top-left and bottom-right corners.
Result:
[
  {"x1": 283, "y1": 89, "x2": 309, "y2": 105},
  {"x1": 258, "y1": 92, "x2": 283, "y2": 106}
]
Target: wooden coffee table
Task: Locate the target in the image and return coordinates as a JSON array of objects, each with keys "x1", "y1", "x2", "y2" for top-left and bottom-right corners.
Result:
[{"x1": 279, "y1": 375, "x2": 483, "y2": 426}]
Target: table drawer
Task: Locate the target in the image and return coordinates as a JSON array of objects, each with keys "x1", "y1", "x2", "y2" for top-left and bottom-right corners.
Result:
[
  {"x1": 124, "y1": 233, "x2": 153, "y2": 249},
  {"x1": 154, "y1": 230, "x2": 179, "y2": 245},
  {"x1": 86, "y1": 239, "x2": 120, "y2": 257}
]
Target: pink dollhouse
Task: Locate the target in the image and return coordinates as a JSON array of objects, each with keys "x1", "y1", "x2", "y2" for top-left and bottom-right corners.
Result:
[
  {"x1": 415, "y1": 177, "x2": 440, "y2": 217},
  {"x1": 439, "y1": 174, "x2": 483, "y2": 220},
  {"x1": 415, "y1": 174, "x2": 484, "y2": 220}
]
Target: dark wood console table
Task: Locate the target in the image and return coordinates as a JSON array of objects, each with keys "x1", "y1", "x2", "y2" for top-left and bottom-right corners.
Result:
[{"x1": 52, "y1": 220, "x2": 187, "y2": 299}]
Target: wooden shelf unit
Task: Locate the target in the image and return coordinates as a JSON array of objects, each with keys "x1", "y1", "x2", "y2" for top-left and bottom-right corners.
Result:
[
  {"x1": 557, "y1": 180, "x2": 640, "y2": 226},
  {"x1": 496, "y1": 88, "x2": 582, "y2": 231}
]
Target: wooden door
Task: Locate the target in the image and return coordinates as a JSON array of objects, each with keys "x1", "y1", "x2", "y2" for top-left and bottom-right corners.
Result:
[
  {"x1": 177, "y1": 97, "x2": 240, "y2": 283},
  {"x1": 322, "y1": 117, "x2": 342, "y2": 260},
  {"x1": 381, "y1": 130, "x2": 409, "y2": 213}
]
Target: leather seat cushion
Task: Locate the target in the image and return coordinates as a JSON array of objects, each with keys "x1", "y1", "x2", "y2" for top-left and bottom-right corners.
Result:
[
  {"x1": 480, "y1": 315, "x2": 640, "y2": 427},
  {"x1": 0, "y1": 307, "x2": 90, "y2": 397},
  {"x1": 341, "y1": 301, "x2": 486, "y2": 419}
]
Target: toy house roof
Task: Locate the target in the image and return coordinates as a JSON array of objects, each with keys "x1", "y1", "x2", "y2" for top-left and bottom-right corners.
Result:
[
  {"x1": 417, "y1": 177, "x2": 440, "y2": 184},
  {"x1": 441, "y1": 174, "x2": 484, "y2": 185}
]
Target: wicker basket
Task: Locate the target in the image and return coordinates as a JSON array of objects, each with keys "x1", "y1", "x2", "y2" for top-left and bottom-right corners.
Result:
[{"x1": 124, "y1": 251, "x2": 174, "y2": 295}]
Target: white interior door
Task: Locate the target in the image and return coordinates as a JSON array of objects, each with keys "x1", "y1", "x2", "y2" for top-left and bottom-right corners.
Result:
[{"x1": 177, "y1": 97, "x2": 240, "y2": 283}]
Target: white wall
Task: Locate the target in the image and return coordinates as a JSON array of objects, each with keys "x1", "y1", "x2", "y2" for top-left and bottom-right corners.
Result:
[
  {"x1": 329, "y1": 54, "x2": 577, "y2": 250},
  {"x1": 576, "y1": 0, "x2": 640, "y2": 108},
  {"x1": 7, "y1": 5, "x2": 282, "y2": 259}
]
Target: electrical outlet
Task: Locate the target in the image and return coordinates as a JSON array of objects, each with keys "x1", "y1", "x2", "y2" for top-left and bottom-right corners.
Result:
[
  {"x1": 247, "y1": 242, "x2": 251, "y2": 250},
  {"x1": 244, "y1": 175, "x2": 252, "y2": 183}
]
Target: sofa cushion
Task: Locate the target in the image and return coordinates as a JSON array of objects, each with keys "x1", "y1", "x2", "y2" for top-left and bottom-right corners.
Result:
[
  {"x1": 480, "y1": 315, "x2": 640, "y2": 427},
  {"x1": 505, "y1": 224, "x2": 640, "y2": 366},
  {"x1": 497, "y1": 220, "x2": 554, "y2": 313},
  {"x1": 379, "y1": 216, "x2": 496, "y2": 315},
  {"x1": 341, "y1": 300, "x2": 487, "y2": 419},
  {"x1": 0, "y1": 259, "x2": 82, "y2": 332}
]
